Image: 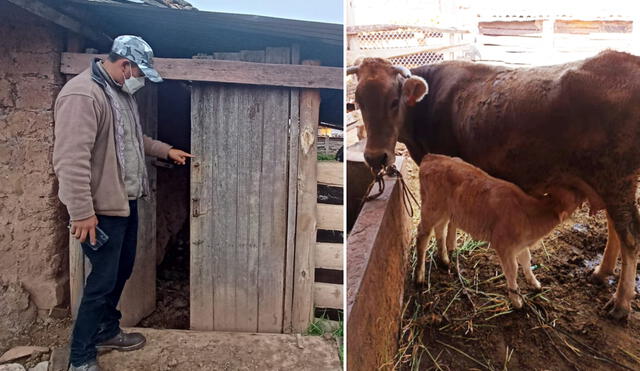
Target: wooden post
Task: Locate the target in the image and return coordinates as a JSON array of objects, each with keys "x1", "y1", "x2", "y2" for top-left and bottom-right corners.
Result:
[
  {"x1": 69, "y1": 237, "x2": 83, "y2": 319},
  {"x1": 66, "y1": 33, "x2": 85, "y2": 320},
  {"x1": 346, "y1": 0, "x2": 361, "y2": 65},
  {"x1": 542, "y1": 18, "x2": 555, "y2": 64},
  {"x1": 291, "y1": 60, "x2": 321, "y2": 333},
  {"x1": 633, "y1": 18, "x2": 640, "y2": 55},
  {"x1": 283, "y1": 45, "x2": 301, "y2": 333}
]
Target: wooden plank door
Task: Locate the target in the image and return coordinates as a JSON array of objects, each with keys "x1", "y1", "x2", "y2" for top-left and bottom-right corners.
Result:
[
  {"x1": 69, "y1": 84, "x2": 158, "y2": 325},
  {"x1": 190, "y1": 47, "x2": 293, "y2": 333}
]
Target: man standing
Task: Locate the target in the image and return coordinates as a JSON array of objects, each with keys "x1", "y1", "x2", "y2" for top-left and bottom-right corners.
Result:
[{"x1": 53, "y1": 36, "x2": 192, "y2": 371}]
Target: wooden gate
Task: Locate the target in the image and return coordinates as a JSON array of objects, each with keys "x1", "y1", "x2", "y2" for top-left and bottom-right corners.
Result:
[{"x1": 190, "y1": 47, "x2": 317, "y2": 333}]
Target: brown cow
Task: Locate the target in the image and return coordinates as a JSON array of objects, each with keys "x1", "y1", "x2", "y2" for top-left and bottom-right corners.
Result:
[
  {"x1": 416, "y1": 154, "x2": 582, "y2": 308},
  {"x1": 348, "y1": 50, "x2": 640, "y2": 319}
]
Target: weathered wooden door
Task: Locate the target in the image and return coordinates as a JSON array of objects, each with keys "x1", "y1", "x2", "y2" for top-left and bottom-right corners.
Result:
[
  {"x1": 70, "y1": 84, "x2": 157, "y2": 325},
  {"x1": 190, "y1": 47, "x2": 299, "y2": 333}
]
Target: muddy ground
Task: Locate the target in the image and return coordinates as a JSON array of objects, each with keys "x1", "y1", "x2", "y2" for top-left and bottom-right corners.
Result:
[{"x1": 394, "y1": 154, "x2": 640, "y2": 371}]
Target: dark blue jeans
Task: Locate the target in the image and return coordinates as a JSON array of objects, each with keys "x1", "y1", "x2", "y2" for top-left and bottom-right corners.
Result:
[{"x1": 70, "y1": 200, "x2": 138, "y2": 366}]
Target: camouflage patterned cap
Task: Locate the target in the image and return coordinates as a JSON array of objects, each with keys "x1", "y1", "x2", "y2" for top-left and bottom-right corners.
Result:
[{"x1": 111, "y1": 35, "x2": 162, "y2": 82}]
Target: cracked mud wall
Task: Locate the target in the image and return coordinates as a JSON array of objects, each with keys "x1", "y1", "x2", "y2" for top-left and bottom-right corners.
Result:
[{"x1": 0, "y1": 1, "x2": 69, "y2": 313}]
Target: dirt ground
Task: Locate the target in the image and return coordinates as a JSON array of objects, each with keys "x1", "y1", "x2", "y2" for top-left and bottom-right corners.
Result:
[
  {"x1": 98, "y1": 328, "x2": 341, "y2": 371},
  {"x1": 1, "y1": 224, "x2": 342, "y2": 370},
  {"x1": 0, "y1": 323, "x2": 341, "y2": 370},
  {"x1": 393, "y1": 154, "x2": 640, "y2": 371},
  {"x1": 139, "y1": 223, "x2": 190, "y2": 330}
]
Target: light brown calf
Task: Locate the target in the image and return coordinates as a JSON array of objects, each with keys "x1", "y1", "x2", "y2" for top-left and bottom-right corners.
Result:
[{"x1": 415, "y1": 154, "x2": 582, "y2": 308}]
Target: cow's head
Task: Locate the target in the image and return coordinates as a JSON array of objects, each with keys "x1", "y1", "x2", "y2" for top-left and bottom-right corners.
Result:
[{"x1": 348, "y1": 58, "x2": 428, "y2": 171}]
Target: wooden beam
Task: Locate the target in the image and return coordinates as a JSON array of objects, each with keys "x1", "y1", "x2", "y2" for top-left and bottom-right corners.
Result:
[
  {"x1": 347, "y1": 24, "x2": 469, "y2": 35},
  {"x1": 317, "y1": 203, "x2": 344, "y2": 231},
  {"x1": 315, "y1": 242, "x2": 343, "y2": 270},
  {"x1": 348, "y1": 43, "x2": 471, "y2": 61},
  {"x1": 7, "y1": 0, "x2": 112, "y2": 44},
  {"x1": 314, "y1": 282, "x2": 343, "y2": 309},
  {"x1": 317, "y1": 161, "x2": 343, "y2": 187},
  {"x1": 60, "y1": 53, "x2": 343, "y2": 90},
  {"x1": 291, "y1": 60, "x2": 321, "y2": 333}
]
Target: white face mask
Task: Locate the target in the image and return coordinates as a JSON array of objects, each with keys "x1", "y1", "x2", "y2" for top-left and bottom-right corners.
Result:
[{"x1": 122, "y1": 63, "x2": 145, "y2": 95}]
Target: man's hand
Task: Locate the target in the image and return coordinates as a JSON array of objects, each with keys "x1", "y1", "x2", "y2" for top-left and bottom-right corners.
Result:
[
  {"x1": 71, "y1": 215, "x2": 99, "y2": 245},
  {"x1": 168, "y1": 148, "x2": 194, "y2": 165}
]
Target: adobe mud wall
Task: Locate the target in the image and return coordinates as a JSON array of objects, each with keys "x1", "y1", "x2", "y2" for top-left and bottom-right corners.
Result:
[{"x1": 0, "y1": 1, "x2": 68, "y2": 313}]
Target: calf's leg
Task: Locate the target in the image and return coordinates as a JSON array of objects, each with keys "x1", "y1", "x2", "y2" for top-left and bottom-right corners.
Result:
[
  {"x1": 415, "y1": 220, "x2": 433, "y2": 285},
  {"x1": 445, "y1": 221, "x2": 457, "y2": 252},
  {"x1": 497, "y1": 249, "x2": 523, "y2": 309},
  {"x1": 434, "y1": 220, "x2": 450, "y2": 267},
  {"x1": 516, "y1": 248, "x2": 542, "y2": 291},
  {"x1": 590, "y1": 212, "x2": 620, "y2": 285}
]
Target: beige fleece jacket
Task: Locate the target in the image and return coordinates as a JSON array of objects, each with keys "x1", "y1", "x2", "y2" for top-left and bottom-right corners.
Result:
[{"x1": 53, "y1": 67, "x2": 172, "y2": 221}]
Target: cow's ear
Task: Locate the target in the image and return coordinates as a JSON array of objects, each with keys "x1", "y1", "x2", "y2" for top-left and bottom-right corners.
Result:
[{"x1": 402, "y1": 76, "x2": 429, "y2": 107}]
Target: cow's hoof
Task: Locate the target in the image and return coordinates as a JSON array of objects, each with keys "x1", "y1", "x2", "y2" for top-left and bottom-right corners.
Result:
[
  {"x1": 509, "y1": 294, "x2": 523, "y2": 309},
  {"x1": 588, "y1": 270, "x2": 610, "y2": 286},
  {"x1": 604, "y1": 297, "x2": 629, "y2": 321},
  {"x1": 436, "y1": 257, "x2": 450, "y2": 270},
  {"x1": 532, "y1": 284, "x2": 543, "y2": 293},
  {"x1": 528, "y1": 278, "x2": 542, "y2": 292}
]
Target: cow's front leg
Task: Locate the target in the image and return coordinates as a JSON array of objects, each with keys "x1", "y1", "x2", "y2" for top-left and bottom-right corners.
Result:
[{"x1": 590, "y1": 212, "x2": 620, "y2": 285}]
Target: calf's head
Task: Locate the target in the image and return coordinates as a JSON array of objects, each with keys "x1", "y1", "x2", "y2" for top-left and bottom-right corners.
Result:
[
  {"x1": 348, "y1": 58, "x2": 428, "y2": 172},
  {"x1": 544, "y1": 186, "x2": 584, "y2": 221}
]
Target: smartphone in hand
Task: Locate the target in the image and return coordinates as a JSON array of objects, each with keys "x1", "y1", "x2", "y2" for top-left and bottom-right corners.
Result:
[{"x1": 68, "y1": 224, "x2": 109, "y2": 251}]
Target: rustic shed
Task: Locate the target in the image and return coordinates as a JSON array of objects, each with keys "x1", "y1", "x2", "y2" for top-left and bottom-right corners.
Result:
[{"x1": 0, "y1": 0, "x2": 343, "y2": 334}]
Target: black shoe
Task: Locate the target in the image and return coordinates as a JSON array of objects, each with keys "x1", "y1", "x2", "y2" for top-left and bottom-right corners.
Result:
[{"x1": 95, "y1": 330, "x2": 146, "y2": 352}]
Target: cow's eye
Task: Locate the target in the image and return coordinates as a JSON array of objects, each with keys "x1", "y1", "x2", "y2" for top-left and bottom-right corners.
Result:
[{"x1": 390, "y1": 99, "x2": 400, "y2": 109}]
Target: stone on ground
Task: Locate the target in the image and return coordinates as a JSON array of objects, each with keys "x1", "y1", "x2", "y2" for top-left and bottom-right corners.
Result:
[
  {"x1": 48, "y1": 347, "x2": 69, "y2": 371},
  {"x1": 0, "y1": 347, "x2": 48, "y2": 363},
  {"x1": 27, "y1": 362, "x2": 48, "y2": 371},
  {"x1": 0, "y1": 364, "x2": 26, "y2": 371},
  {"x1": 98, "y1": 328, "x2": 341, "y2": 370}
]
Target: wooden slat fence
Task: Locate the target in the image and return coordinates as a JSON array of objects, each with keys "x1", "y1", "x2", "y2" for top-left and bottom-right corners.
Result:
[{"x1": 315, "y1": 161, "x2": 344, "y2": 312}]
